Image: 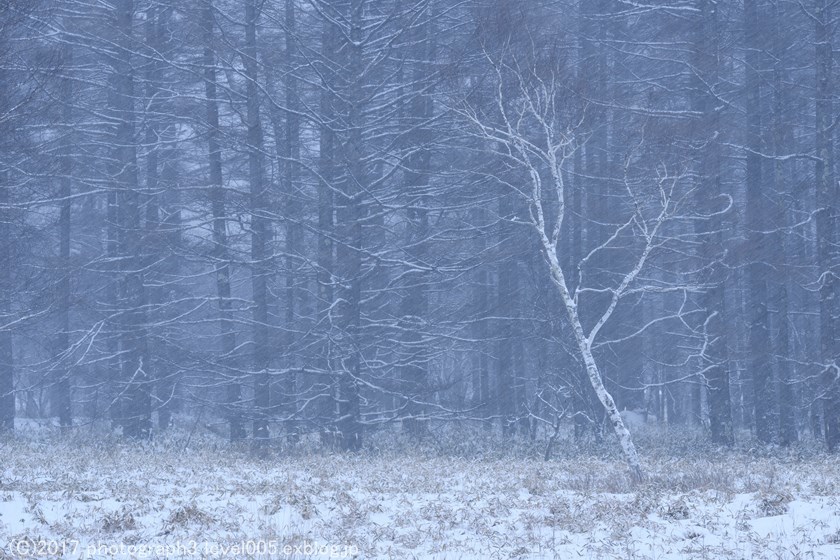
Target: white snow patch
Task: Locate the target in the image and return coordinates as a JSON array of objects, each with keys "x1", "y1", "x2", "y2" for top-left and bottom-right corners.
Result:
[{"x1": 1, "y1": 433, "x2": 839, "y2": 559}]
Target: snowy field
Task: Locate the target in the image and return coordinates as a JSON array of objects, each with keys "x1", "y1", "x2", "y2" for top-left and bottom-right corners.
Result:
[{"x1": 2, "y1": 421, "x2": 840, "y2": 559}]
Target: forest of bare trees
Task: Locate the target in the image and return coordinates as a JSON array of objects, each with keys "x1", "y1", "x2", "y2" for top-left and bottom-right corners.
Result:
[{"x1": 2, "y1": 0, "x2": 840, "y2": 471}]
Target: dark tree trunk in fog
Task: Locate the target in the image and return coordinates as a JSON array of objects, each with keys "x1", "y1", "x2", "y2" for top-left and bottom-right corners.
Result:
[
  {"x1": 243, "y1": 0, "x2": 271, "y2": 445},
  {"x1": 143, "y1": 5, "x2": 179, "y2": 433},
  {"x1": 317, "y1": 10, "x2": 337, "y2": 444},
  {"x1": 693, "y1": 0, "x2": 733, "y2": 446},
  {"x1": 497, "y1": 190, "x2": 519, "y2": 435},
  {"x1": 0, "y1": 171, "x2": 12, "y2": 432},
  {"x1": 55, "y1": 43, "x2": 73, "y2": 429},
  {"x1": 471, "y1": 208, "x2": 492, "y2": 427},
  {"x1": 770, "y1": 0, "x2": 797, "y2": 446},
  {"x1": 400, "y1": 3, "x2": 434, "y2": 437},
  {"x1": 744, "y1": 0, "x2": 775, "y2": 444},
  {"x1": 203, "y1": 0, "x2": 243, "y2": 442},
  {"x1": 815, "y1": 0, "x2": 840, "y2": 451},
  {"x1": 333, "y1": 0, "x2": 365, "y2": 451},
  {"x1": 282, "y1": 0, "x2": 301, "y2": 443},
  {"x1": 112, "y1": 0, "x2": 151, "y2": 439}
]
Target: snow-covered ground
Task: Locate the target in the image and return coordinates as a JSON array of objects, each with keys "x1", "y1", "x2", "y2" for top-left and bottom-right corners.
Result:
[{"x1": 2, "y1": 421, "x2": 840, "y2": 559}]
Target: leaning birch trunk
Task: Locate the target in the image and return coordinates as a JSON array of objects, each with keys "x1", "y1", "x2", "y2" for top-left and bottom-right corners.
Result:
[{"x1": 540, "y1": 236, "x2": 645, "y2": 482}]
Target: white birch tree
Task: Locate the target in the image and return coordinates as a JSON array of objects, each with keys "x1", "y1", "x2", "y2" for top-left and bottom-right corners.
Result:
[{"x1": 456, "y1": 46, "x2": 712, "y2": 480}]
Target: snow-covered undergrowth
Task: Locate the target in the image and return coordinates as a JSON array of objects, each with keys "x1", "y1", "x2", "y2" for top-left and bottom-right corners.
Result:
[{"x1": 2, "y1": 421, "x2": 839, "y2": 559}]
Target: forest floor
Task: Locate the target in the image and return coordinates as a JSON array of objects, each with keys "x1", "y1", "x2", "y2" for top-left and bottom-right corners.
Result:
[{"x1": 1, "y1": 419, "x2": 839, "y2": 559}]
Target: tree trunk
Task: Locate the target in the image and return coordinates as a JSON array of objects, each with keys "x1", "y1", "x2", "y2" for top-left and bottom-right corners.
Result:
[
  {"x1": 496, "y1": 190, "x2": 517, "y2": 435},
  {"x1": 770, "y1": 0, "x2": 797, "y2": 446},
  {"x1": 400, "y1": 6, "x2": 433, "y2": 436},
  {"x1": 815, "y1": 0, "x2": 840, "y2": 451},
  {"x1": 0, "y1": 170, "x2": 13, "y2": 432},
  {"x1": 113, "y1": 0, "x2": 151, "y2": 440},
  {"x1": 282, "y1": 0, "x2": 301, "y2": 443},
  {"x1": 744, "y1": 0, "x2": 775, "y2": 444},
  {"x1": 333, "y1": 0, "x2": 365, "y2": 451},
  {"x1": 244, "y1": 0, "x2": 271, "y2": 446},
  {"x1": 693, "y1": 0, "x2": 733, "y2": 446},
  {"x1": 541, "y1": 238, "x2": 644, "y2": 480},
  {"x1": 202, "y1": 0, "x2": 242, "y2": 442},
  {"x1": 471, "y1": 207, "x2": 492, "y2": 428},
  {"x1": 317, "y1": 10, "x2": 337, "y2": 444},
  {"x1": 55, "y1": 42, "x2": 73, "y2": 429}
]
